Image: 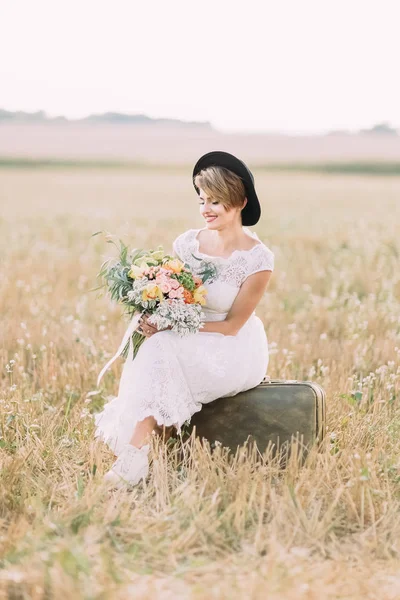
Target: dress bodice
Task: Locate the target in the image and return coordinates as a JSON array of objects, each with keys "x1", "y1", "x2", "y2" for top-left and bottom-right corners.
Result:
[{"x1": 172, "y1": 228, "x2": 274, "y2": 321}]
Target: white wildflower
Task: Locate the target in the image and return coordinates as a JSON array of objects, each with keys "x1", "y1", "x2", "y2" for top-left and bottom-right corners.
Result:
[{"x1": 148, "y1": 299, "x2": 204, "y2": 336}]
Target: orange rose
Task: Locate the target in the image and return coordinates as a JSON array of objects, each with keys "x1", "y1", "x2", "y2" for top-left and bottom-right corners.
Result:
[{"x1": 183, "y1": 289, "x2": 195, "y2": 304}]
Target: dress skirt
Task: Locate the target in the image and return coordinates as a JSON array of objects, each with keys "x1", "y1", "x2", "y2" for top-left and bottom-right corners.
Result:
[{"x1": 94, "y1": 314, "x2": 269, "y2": 456}]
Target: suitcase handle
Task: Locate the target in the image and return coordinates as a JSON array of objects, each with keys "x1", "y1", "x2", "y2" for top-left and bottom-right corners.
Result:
[
  {"x1": 262, "y1": 376, "x2": 300, "y2": 384},
  {"x1": 262, "y1": 376, "x2": 317, "y2": 384}
]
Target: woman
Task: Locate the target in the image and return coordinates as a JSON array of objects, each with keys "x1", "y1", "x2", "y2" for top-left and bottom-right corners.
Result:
[{"x1": 94, "y1": 150, "x2": 275, "y2": 489}]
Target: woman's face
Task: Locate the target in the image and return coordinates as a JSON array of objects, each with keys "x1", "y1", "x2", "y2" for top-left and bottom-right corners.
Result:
[{"x1": 198, "y1": 188, "x2": 244, "y2": 230}]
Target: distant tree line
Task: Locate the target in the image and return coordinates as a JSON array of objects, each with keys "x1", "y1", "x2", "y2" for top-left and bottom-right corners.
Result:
[
  {"x1": 359, "y1": 122, "x2": 398, "y2": 135},
  {"x1": 0, "y1": 109, "x2": 213, "y2": 129},
  {"x1": 328, "y1": 121, "x2": 398, "y2": 136},
  {"x1": 0, "y1": 110, "x2": 398, "y2": 135}
]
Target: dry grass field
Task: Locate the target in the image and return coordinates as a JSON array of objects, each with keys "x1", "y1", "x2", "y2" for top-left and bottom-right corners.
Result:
[{"x1": 0, "y1": 167, "x2": 400, "y2": 598}]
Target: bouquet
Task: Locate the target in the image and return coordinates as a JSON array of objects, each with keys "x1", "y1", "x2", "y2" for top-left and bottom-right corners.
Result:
[{"x1": 94, "y1": 235, "x2": 211, "y2": 385}]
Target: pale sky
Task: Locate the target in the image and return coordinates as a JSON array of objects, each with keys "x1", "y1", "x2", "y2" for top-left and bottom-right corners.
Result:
[{"x1": 1, "y1": 0, "x2": 399, "y2": 134}]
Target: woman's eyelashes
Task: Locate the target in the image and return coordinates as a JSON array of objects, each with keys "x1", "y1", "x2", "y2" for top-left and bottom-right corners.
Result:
[{"x1": 199, "y1": 201, "x2": 219, "y2": 205}]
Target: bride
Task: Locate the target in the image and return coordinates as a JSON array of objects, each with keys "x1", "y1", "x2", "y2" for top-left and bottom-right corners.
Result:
[{"x1": 94, "y1": 150, "x2": 275, "y2": 489}]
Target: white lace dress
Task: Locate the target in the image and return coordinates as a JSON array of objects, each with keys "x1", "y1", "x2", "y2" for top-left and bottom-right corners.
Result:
[{"x1": 94, "y1": 227, "x2": 275, "y2": 456}]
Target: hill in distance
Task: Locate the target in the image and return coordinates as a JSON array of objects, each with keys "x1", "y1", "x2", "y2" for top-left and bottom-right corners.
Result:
[
  {"x1": 0, "y1": 108, "x2": 214, "y2": 129},
  {"x1": 0, "y1": 109, "x2": 398, "y2": 137}
]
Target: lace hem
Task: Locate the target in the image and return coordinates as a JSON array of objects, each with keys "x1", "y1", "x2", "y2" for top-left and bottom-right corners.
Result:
[{"x1": 93, "y1": 399, "x2": 203, "y2": 455}]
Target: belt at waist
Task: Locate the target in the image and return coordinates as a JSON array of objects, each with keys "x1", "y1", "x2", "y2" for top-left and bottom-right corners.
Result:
[
  {"x1": 201, "y1": 309, "x2": 257, "y2": 323},
  {"x1": 201, "y1": 309, "x2": 228, "y2": 322}
]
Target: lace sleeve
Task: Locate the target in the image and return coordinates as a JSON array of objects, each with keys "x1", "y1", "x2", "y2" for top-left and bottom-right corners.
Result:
[
  {"x1": 243, "y1": 244, "x2": 274, "y2": 282},
  {"x1": 172, "y1": 230, "x2": 192, "y2": 262},
  {"x1": 172, "y1": 232, "x2": 184, "y2": 260}
]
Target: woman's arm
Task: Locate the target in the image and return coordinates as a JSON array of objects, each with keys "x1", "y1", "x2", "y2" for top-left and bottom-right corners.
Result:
[
  {"x1": 201, "y1": 270, "x2": 272, "y2": 336},
  {"x1": 139, "y1": 270, "x2": 272, "y2": 338}
]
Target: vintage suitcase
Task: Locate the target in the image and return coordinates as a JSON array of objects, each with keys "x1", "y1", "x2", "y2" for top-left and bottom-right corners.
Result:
[{"x1": 185, "y1": 376, "x2": 326, "y2": 457}]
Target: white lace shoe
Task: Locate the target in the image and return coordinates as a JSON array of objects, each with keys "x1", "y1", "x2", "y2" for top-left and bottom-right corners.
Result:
[{"x1": 103, "y1": 443, "x2": 150, "y2": 490}]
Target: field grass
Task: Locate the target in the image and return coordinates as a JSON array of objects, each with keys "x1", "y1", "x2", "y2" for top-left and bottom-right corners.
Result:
[{"x1": 0, "y1": 167, "x2": 400, "y2": 598}]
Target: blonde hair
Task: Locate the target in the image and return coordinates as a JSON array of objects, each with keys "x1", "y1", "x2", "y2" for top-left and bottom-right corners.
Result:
[{"x1": 193, "y1": 166, "x2": 246, "y2": 214}]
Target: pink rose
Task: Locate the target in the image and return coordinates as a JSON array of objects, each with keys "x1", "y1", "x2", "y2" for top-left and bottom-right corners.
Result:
[
  {"x1": 169, "y1": 286, "x2": 184, "y2": 299},
  {"x1": 169, "y1": 278, "x2": 180, "y2": 290},
  {"x1": 160, "y1": 281, "x2": 173, "y2": 293},
  {"x1": 156, "y1": 271, "x2": 168, "y2": 281},
  {"x1": 156, "y1": 273, "x2": 174, "y2": 293}
]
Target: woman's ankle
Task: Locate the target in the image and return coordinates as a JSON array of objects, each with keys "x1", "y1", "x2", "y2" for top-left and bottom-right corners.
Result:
[{"x1": 129, "y1": 416, "x2": 157, "y2": 447}]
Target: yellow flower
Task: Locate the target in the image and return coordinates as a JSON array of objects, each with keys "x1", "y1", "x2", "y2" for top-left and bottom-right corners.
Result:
[
  {"x1": 142, "y1": 283, "x2": 164, "y2": 303},
  {"x1": 128, "y1": 264, "x2": 146, "y2": 279},
  {"x1": 163, "y1": 259, "x2": 184, "y2": 274},
  {"x1": 193, "y1": 285, "x2": 207, "y2": 306}
]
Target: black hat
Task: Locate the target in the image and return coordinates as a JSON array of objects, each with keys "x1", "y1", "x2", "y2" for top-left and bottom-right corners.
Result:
[{"x1": 192, "y1": 150, "x2": 261, "y2": 226}]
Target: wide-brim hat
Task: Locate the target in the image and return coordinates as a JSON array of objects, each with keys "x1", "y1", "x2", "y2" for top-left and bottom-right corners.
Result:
[{"x1": 192, "y1": 150, "x2": 261, "y2": 226}]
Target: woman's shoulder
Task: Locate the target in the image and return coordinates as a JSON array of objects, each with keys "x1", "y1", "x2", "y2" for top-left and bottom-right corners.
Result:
[
  {"x1": 244, "y1": 232, "x2": 275, "y2": 272},
  {"x1": 252, "y1": 240, "x2": 274, "y2": 260},
  {"x1": 172, "y1": 229, "x2": 198, "y2": 258}
]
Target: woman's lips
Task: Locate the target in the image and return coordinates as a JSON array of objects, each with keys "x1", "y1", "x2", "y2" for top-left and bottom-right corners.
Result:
[{"x1": 205, "y1": 216, "x2": 217, "y2": 222}]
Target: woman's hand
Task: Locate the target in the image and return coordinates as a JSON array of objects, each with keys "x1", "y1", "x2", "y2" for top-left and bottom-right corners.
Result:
[{"x1": 137, "y1": 314, "x2": 171, "y2": 338}]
